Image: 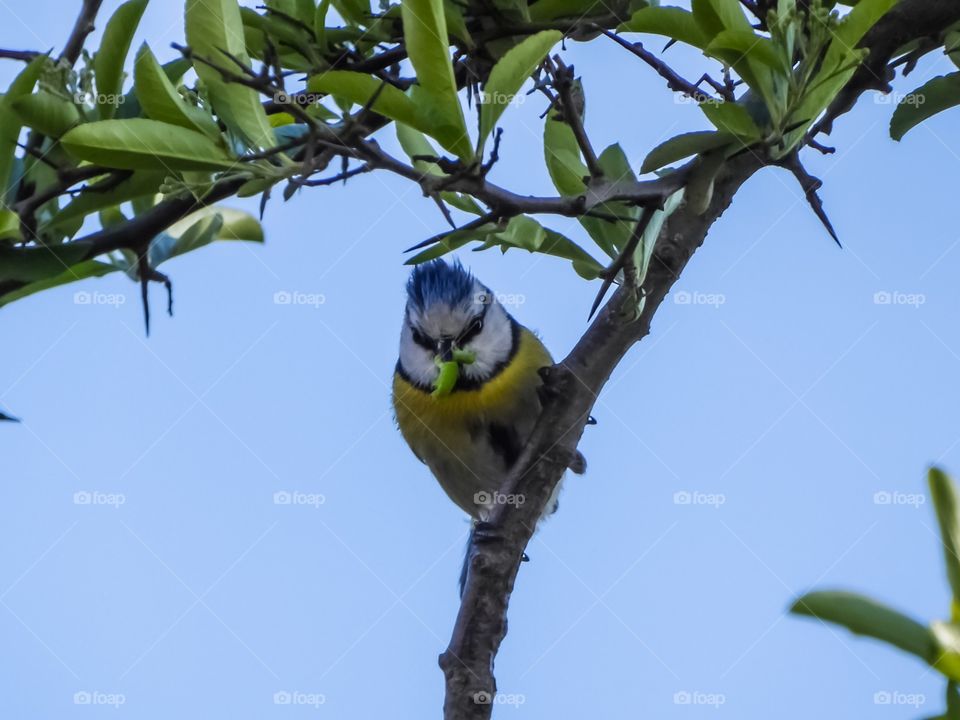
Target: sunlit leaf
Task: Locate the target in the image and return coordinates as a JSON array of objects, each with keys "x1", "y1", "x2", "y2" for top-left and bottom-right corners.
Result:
[
  {"x1": 0, "y1": 55, "x2": 47, "y2": 197},
  {"x1": 930, "y1": 468, "x2": 960, "y2": 603},
  {"x1": 543, "y1": 115, "x2": 587, "y2": 196},
  {"x1": 699, "y1": 99, "x2": 761, "y2": 137},
  {"x1": 61, "y1": 119, "x2": 237, "y2": 171},
  {"x1": 478, "y1": 30, "x2": 561, "y2": 152},
  {"x1": 619, "y1": 6, "x2": 708, "y2": 48},
  {"x1": 11, "y1": 92, "x2": 81, "y2": 138},
  {"x1": 94, "y1": 0, "x2": 149, "y2": 119},
  {"x1": 149, "y1": 206, "x2": 264, "y2": 267},
  {"x1": 791, "y1": 591, "x2": 937, "y2": 663},
  {"x1": 186, "y1": 0, "x2": 277, "y2": 149},
  {"x1": 402, "y1": 0, "x2": 473, "y2": 160},
  {"x1": 135, "y1": 43, "x2": 222, "y2": 141}
]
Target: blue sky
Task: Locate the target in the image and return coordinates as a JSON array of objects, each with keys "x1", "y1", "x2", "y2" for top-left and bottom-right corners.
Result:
[{"x1": 2, "y1": 1, "x2": 960, "y2": 717}]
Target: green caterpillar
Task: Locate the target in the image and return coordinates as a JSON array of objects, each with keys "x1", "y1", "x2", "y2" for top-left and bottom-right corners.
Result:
[{"x1": 432, "y1": 349, "x2": 476, "y2": 398}]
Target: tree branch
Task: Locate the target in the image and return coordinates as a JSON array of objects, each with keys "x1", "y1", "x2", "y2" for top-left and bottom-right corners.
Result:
[
  {"x1": 59, "y1": 0, "x2": 105, "y2": 66},
  {"x1": 440, "y1": 152, "x2": 766, "y2": 720}
]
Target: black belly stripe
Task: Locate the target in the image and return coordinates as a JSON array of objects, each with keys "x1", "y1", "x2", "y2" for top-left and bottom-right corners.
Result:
[{"x1": 487, "y1": 422, "x2": 523, "y2": 468}]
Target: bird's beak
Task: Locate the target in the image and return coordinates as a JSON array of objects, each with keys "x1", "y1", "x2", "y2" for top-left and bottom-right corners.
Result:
[{"x1": 436, "y1": 338, "x2": 454, "y2": 363}]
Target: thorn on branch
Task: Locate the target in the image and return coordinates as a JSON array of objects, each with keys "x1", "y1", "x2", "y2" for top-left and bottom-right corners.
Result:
[
  {"x1": 806, "y1": 136, "x2": 835, "y2": 155},
  {"x1": 137, "y1": 256, "x2": 173, "y2": 337},
  {"x1": 403, "y1": 213, "x2": 496, "y2": 254},
  {"x1": 779, "y1": 152, "x2": 840, "y2": 247},
  {"x1": 601, "y1": 29, "x2": 722, "y2": 105}
]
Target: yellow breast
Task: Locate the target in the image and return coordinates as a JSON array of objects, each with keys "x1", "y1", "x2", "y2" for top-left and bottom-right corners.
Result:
[{"x1": 392, "y1": 327, "x2": 552, "y2": 430}]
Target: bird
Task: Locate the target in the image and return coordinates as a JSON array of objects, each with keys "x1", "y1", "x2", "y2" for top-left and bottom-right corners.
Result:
[{"x1": 391, "y1": 259, "x2": 584, "y2": 591}]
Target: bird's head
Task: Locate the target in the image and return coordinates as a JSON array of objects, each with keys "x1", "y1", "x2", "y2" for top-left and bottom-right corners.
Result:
[{"x1": 399, "y1": 259, "x2": 516, "y2": 395}]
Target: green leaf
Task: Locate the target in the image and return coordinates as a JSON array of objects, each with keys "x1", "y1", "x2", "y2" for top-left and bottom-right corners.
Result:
[
  {"x1": 309, "y1": 72, "x2": 423, "y2": 130},
  {"x1": 890, "y1": 73, "x2": 960, "y2": 141},
  {"x1": 692, "y1": 0, "x2": 750, "y2": 36},
  {"x1": 934, "y1": 622, "x2": 960, "y2": 682},
  {"x1": 61, "y1": 119, "x2": 237, "y2": 171},
  {"x1": 44, "y1": 171, "x2": 167, "y2": 235},
  {"x1": 0, "y1": 209, "x2": 21, "y2": 241},
  {"x1": 948, "y1": 682, "x2": 960, "y2": 719},
  {"x1": 791, "y1": 591, "x2": 937, "y2": 663},
  {"x1": 267, "y1": 0, "x2": 316, "y2": 24},
  {"x1": 619, "y1": 6, "x2": 708, "y2": 49},
  {"x1": 707, "y1": 29, "x2": 787, "y2": 72},
  {"x1": 579, "y1": 142, "x2": 640, "y2": 258},
  {"x1": 478, "y1": 30, "x2": 561, "y2": 152},
  {"x1": 185, "y1": 0, "x2": 277, "y2": 149},
  {"x1": 94, "y1": 0, "x2": 149, "y2": 120},
  {"x1": 477, "y1": 215, "x2": 605, "y2": 275},
  {"x1": 406, "y1": 223, "x2": 493, "y2": 264},
  {"x1": 530, "y1": 0, "x2": 609, "y2": 21},
  {"x1": 314, "y1": 0, "x2": 332, "y2": 51},
  {"x1": 543, "y1": 115, "x2": 588, "y2": 195},
  {"x1": 395, "y1": 123, "x2": 484, "y2": 214},
  {"x1": 808, "y1": 0, "x2": 897, "y2": 114},
  {"x1": 134, "y1": 43, "x2": 222, "y2": 141},
  {"x1": 332, "y1": 0, "x2": 370, "y2": 26},
  {"x1": 0, "y1": 242, "x2": 94, "y2": 283},
  {"x1": 11, "y1": 92, "x2": 81, "y2": 138},
  {"x1": 149, "y1": 206, "x2": 263, "y2": 266},
  {"x1": 699, "y1": 100, "x2": 761, "y2": 137},
  {"x1": 640, "y1": 130, "x2": 735, "y2": 173},
  {"x1": 930, "y1": 468, "x2": 960, "y2": 603},
  {"x1": 832, "y1": 0, "x2": 897, "y2": 52},
  {"x1": 0, "y1": 55, "x2": 47, "y2": 198},
  {"x1": 0, "y1": 259, "x2": 121, "y2": 308},
  {"x1": 947, "y1": 31, "x2": 960, "y2": 71},
  {"x1": 402, "y1": 0, "x2": 473, "y2": 160}
]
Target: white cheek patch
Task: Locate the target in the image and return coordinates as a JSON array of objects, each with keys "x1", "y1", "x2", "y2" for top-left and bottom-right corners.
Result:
[
  {"x1": 398, "y1": 321, "x2": 439, "y2": 387},
  {"x1": 461, "y1": 301, "x2": 514, "y2": 381}
]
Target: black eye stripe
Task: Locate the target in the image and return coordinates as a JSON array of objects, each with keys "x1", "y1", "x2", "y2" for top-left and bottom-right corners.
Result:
[
  {"x1": 458, "y1": 318, "x2": 483, "y2": 344},
  {"x1": 410, "y1": 327, "x2": 434, "y2": 350}
]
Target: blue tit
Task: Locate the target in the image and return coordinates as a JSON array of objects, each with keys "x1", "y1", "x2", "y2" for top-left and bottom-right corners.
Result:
[{"x1": 392, "y1": 259, "x2": 585, "y2": 536}]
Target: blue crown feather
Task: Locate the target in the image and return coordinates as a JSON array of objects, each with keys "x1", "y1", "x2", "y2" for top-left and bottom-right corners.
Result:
[{"x1": 406, "y1": 259, "x2": 475, "y2": 311}]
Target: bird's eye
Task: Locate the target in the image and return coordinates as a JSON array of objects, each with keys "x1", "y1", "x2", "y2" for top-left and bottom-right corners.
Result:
[
  {"x1": 410, "y1": 327, "x2": 433, "y2": 350},
  {"x1": 460, "y1": 317, "x2": 483, "y2": 344}
]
